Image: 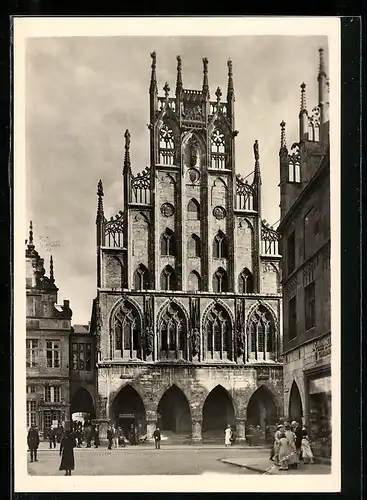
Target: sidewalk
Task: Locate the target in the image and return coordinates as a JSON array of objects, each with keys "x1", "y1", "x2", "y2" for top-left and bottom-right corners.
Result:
[{"x1": 221, "y1": 456, "x2": 331, "y2": 475}]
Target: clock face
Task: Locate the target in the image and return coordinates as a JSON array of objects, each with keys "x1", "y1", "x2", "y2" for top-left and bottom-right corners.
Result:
[
  {"x1": 160, "y1": 203, "x2": 175, "y2": 217},
  {"x1": 213, "y1": 206, "x2": 226, "y2": 220}
]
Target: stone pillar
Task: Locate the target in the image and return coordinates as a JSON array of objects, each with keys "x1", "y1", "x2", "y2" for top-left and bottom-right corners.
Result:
[
  {"x1": 146, "y1": 409, "x2": 157, "y2": 441},
  {"x1": 191, "y1": 419, "x2": 202, "y2": 444},
  {"x1": 96, "y1": 419, "x2": 110, "y2": 441},
  {"x1": 235, "y1": 418, "x2": 246, "y2": 444}
]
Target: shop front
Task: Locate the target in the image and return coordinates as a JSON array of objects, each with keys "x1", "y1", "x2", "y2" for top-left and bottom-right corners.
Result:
[{"x1": 305, "y1": 366, "x2": 331, "y2": 459}]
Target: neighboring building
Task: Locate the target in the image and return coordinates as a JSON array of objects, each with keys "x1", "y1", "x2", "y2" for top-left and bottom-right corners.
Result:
[
  {"x1": 25, "y1": 222, "x2": 73, "y2": 439},
  {"x1": 89, "y1": 53, "x2": 283, "y2": 443},
  {"x1": 278, "y1": 48, "x2": 331, "y2": 458},
  {"x1": 70, "y1": 323, "x2": 97, "y2": 422}
]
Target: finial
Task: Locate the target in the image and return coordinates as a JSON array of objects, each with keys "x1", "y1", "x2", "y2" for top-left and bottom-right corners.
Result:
[
  {"x1": 123, "y1": 129, "x2": 131, "y2": 173},
  {"x1": 96, "y1": 180, "x2": 104, "y2": 222},
  {"x1": 97, "y1": 179, "x2": 104, "y2": 198},
  {"x1": 163, "y1": 82, "x2": 170, "y2": 99},
  {"x1": 50, "y1": 255, "x2": 54, "y2": 283},
  {"x1": 300, "y1": 82, "x2": 307, "y2": 112},
  {"x1": 215, "y1": 86, "x2": 222, "y2": 104},
  {"x1": 253, "y1": 140, "x2": 259, "y2": 162},
  {"x1": 202, "y1": 57, "x2": 210, "y2": 98},
  {"x1": 149, "y1": 51, "x2": 157, "y2": 93},
  {"x1": 280, "y1": 121, "x2": 288, "y2": 153},
  {"x1": 318, "y1": 48, "x2": 326, "y2": 76},
  {"x1": 176, "y1": 55, "x2": 183, "y2": 95},
  {"x1": 253, "y1": 140, "x2": 261, "y2": 184},
  {"x1": 227, "y1": 58, "x2": 234, "y2": 96},
  {"x1": 28, "y1": 220, "x2": 34, "y2": 248}
]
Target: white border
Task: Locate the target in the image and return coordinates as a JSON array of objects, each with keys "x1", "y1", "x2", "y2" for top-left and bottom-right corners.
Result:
[{"x1": 13, "y1": 16, "x2": 341, "y2": 493}]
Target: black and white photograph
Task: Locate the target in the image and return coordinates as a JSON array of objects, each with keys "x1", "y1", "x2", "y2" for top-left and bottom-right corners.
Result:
[{"x1": 14, "y1": 17, "x2": 341, "y2": 493}]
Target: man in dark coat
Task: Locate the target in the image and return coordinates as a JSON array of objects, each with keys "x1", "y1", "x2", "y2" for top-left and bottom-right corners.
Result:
[
  {"x1": 292, "y1": 421, "x2": 304, "y2": 461},
  {"x1": 27, "y1": 425, "x2": 40, "y2": 462},
  {"x1": 107, "y1": 425, "x2": 114, "y2": 450},
  {"x1": 153, "y1": 427, "x2": 161, "y2": 450},
  {"x1": 59, "y1": 430, "x2": 76, "y2": 476},
  {"x1": 49, "y1": 427, "x2": 56, "y2": 449}
]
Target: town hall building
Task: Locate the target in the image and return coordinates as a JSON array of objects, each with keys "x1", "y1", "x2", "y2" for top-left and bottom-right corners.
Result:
[{"x1": 88, "y1": 53, "x2": 284, "y2": 443}]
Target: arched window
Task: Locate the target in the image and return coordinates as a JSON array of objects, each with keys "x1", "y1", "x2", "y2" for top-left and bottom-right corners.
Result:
[
  {"x1": 213, "y1": 267, "x2": 228, "y2": 293},
  {"x1": 161, "y1": 228, "x2": 176, "y2": 256},
  {"x1": 239, "y1": 268, "x2": 253, "y2": 293},
  {"x1": 188, "y1": 271, "x2": 201, "y2": 292},
  {"x1": 213, "y1": 231, "x2": 228, "y2": 259},
  {"x1": 247, "y1": 305, "x2": 276, "y2": 361},
  {"x1": 205, "y1": 304, "x2": 232, "y2": 360},
  {"x1": 159, "y1": 302, "x2": 187, "y2": 359},
  {"x1": 113, "y1": 301, "x2": 142, "y2": 359},
  {"x1": 159, "y1": 123, "x2": 175, "y2": 165},
  {"x1": 188, "y1": 234, "x2": 200, "y2": 257},
  {"x1": 133, "y1": 264, "x2": 150, "y2": 290},
  {"x1": 160, "y1": 265, "x2": 177, "y2": 291},
  {"x1": 211, "y1": 128, "x2": 227, "y2": 169},
  {"x1": 187, "y1": 198, "x2": 200, "y2": 220}
]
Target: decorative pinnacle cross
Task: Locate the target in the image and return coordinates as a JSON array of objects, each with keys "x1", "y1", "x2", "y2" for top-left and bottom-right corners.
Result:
[
  {"x1": 176, "y1": 55, "x2": 183, "y2": 92},
  {"x1": 124, "y1": 129, "x2": 131, "y2": 150},
  {"x1": 150, "y1": 51, "x2": 156, "y2": 69},
  {"x1": 163, "y1": 82, "x2": 170, "y2": 99},
  {"x1": 227, "y1": 58, "x2": 234, "y2": 95},
  {"x1": 253, "y1": 140, "x2": 259, "y2": 162},
  {"x1": 300, "y1": 82, "x2": 307, "y2": 111},
  {"x1": 215, "y1": 86, "x2": 222, "y2": 103},
  {"x1": 97, "y1": 179, "x2": 104, "y2": 198},
  {"x1": 280, "y1": 121, "x2": 287, "y2": 151}
]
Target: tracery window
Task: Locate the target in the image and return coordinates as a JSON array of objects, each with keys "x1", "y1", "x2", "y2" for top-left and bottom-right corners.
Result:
[
  {"x1": 160, "y1": 265, "x2": 177, "y2": 291},
  {"x1": 160, "y1": 228, "x2": 177, "y2": 256},
  {"x1": 187, "y1": 198, "x2": 200, "y2": 220},
  {"x1": 188, "y1": 234, "x2": 200, "y2": 257},
  {"x1": 159, "y1": 302, "x2": 187, "y2": 359},
  {"x1": 213, "y1": 231, "x2": 228, "y2": 259},
  {"x1": 238, "y1": 268, "x2": 253, "y2": 293},
  {"x1": 211, "y1": 128, "x2": 227, "y2": 169},
  {"x1": 133, "y1": 264, "x2": 150, "y2": 290},
  {"x1": 113, "y1": 301, "x2": 142, "y2": 359},
  {"x1": 159, "y1": 123, "x2": 175, "y2": 165},
  {"x1": 212, "y1": 267, "x2": 228, "y2": 293},
  {"x1": 205, "y1": 304, "x2": 232, "y2": 360},
  {"x1": 247, "y1": 305, "x2": 276, "y2": 361}
]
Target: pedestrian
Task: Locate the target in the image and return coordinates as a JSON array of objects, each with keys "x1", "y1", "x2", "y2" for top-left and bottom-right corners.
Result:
[
  {"x1": 284, "y1": 422, "x2": 298, "y2": 469},
  {"x1": 27, "y1": 425, "x2": 40, "y2": 463},
  {"x1": 153, "y1": 427, "x2": 161, "y2": 450},
  {"x1": 224, "y1": 425, "x2": 232, "y2": 447},
  {"x1": 301, "y1": 426, "x2": 314, "y2": 464},
  {"x1": 85, "y1": 424, "x2": 93, "y2": 448},
  {"x1": 107, "y1": 424, "x2": 114, "y2": 450},
  {"x1": 94, "y1": 425, "x2": 100, "y2": 448},
  {"x1": 59, "y1": 430, "x2": 76, "y2": 476},
  {"x1": 277, "y1": 430, "x2": 289, "y2": 471},
  {"x1": 247, "y1": 425, "x2": 254, "y2": 446},
  {"x1": 113, "y1": 425, "x2": 119, "y2": 449},
  {"x1": 292, "y1": 420, "x2": 303, "y2": 462},
  {"x1": 49, "y1": 426, "x2": 57, "y2": 449},
  {"x1": 271, "y1": 424, "x2": 284, "y2": 465},
  {"x1": 118, "y1": 426, "x2": 126, "y2": 447}
]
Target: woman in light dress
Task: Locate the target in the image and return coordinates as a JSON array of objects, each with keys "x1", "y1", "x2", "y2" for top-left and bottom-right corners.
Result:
[
  {"x1": 272, "y1": 424, "x2": 284, "y2": 465},
  {"x1": 301, "y1": 426, "x2": 314, "y2": 464},
  {"x1": 284, "y1": 422, "x2": 298, "y2": 469},
  {"x1": 277, "y1": 430, "x2": 289, "y2": 471},
  {"x1": 224, "y1": 425, "x2": 232, "y2": 447}
]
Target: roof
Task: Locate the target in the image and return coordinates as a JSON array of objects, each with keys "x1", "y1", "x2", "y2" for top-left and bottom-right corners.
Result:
[{"x1": 72, "y1": 324, "x2": 89, "y2": 334}]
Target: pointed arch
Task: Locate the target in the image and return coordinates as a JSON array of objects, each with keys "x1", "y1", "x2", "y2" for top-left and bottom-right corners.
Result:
[
  {"x1": 238, "y1": 268, "x2": 253, "y2": 293},
  {"x1": 213, "y1": 230, "x2": 228, "y2": 259},
  {"x1": 158, "y1": 301, "x2": 188, "y2": 360},
  {"x1": 187, "y1": 270, "x2": 201, "y2": 292},
  {"x1": 182, "y1": 131, "x2": 206, "y2": 169},
  {"x1": 204, "y1": 303, "x2": 232, "y2": 360},
  {"x1": 211, "y1": 177, "x2": 228, "y2": 207},
  {"x1": 157, "y1": 384, "x2": 191, "y2": 435},
  {"x1": 210, "y1": 126, "x2": 228, "y2": 169},
  {"x1": 246, "y1": 385, "x2": 278, "y2": 431},
  {"x1": 71, "y1": 387, "x2": 95, "y2": 417},
  {"x1": 111, "y1": 299, "x2": 143, "y2": 360},
  {"x1": 160, "y1": 265, "x2": 177, "y2": 291},
  {"x1": 160, "y1": 228, "x2": 177, "y2": 256},
  {"x1": 188, "y1": 234, "x2": 201, "y2": 257},
  {"x1": 212, "y1": 267, "x2": 228, "y2": 293},
  {"x1": 187, "y1": 198, "x2": 200, "y2": 220},
  {"x1": 202, "y1": 385, "x2": 236, "y2": 437},
  {"x1": 246, "y1": 303, "x2": 277, "y2": 362},
  {"x1": 158, "y1": 118, "x2": 179, "y2": 166},
  {"x1": 133, "y1": 264, "x2": 150, "y2": 290},
  {"x1": 289, "y1": 380, "x2": 303, "y2": 422},
  {"x1": 111, "y1": 384, "x2": 147, "y2": 438}
]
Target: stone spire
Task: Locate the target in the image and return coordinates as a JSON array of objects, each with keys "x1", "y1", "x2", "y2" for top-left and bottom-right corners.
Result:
[
  {"x1": 253, "y1": 140, "x2": 262, "y2": 185},
  {"x1": 96, "y1": 179, "x2": 104, "y2": 223},
  {"x1": 49, "y1": 255, "x2": 55, "y2": 283},
  {"x1": 27, "y1": 220, "x2": 34, "y2": 251},
  {"x1": 202, "y1": 57, "x2": 210, "y2": 98},
  {"x1": 123, "y1": 129, "x2": 131, "y2": 174},
  {"x1": 299, "y1": 83, "x2": 309, "y2": 141},
  {"x1": 300, "y1": 82, "x2": 307, "y2": 112},
  {"x1": 227, "y1": 58, "x2": 234, "y2": 100},
  {"x1": 149, "y1": 51, "x2": 157, "y2": 94},
  {"x1": 175, "y1": 55, "x2": 183, "y2": 96},
  {"x1": 318, "y1": 48, "x2": 326, "y2": 77},
  {"x1": 280, "y1": 121, "x2": 288, "y2": 155}
]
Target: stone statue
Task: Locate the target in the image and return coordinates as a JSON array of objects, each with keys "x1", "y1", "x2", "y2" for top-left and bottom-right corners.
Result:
[
  {"x1": 191, "y1": 328, "x2": 200, "y2": 356},
  {"x1": 145, "y1": 327, "x2": 154, "y2": 355},
  {"x1": 237, "y1": 330, "x2": 244, "y2": 356}
]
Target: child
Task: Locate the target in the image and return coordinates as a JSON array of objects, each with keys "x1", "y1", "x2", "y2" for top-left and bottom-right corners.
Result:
[{"x1": 301, "y1": 426, "x2": 314, "y2": 464}]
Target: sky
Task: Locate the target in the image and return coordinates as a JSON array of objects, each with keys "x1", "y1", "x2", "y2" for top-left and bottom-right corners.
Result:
[{"x1": 25, "y1": 35, "x2": 328, "y2": 324}]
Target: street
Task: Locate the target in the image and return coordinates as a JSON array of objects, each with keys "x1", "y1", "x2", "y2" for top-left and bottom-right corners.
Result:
[{"x1": 27, "y1": 444, "x2": 331, "y2": 476}]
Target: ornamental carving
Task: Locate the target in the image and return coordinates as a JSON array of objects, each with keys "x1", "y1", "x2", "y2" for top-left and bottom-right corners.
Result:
[
  {"x1": 213, "y1": 206, "x2": 226, "y2": 220},
  {"x1": 191, "y1": 328, "x2": 200, "y2": 356},
  {"x1": 313, "y1": 334, "x2": 331, "y2": 361},
  {"x1": 145, "y1": 327, "x2": 154, "y2": 356},
  {"x1": 187, "y1": 168, "x2": 200, "y2": 183},
  {"x1": 160, "y1": 203, "x2": 175, "y2": 217}
]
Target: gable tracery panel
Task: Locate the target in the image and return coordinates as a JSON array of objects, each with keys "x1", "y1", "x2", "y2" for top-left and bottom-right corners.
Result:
[
  {"x1": 159, "y1": 122, "x2": 175, "y2": 165},
  {"x1": 246, "y1": 304, "x2": 276, "y2": 362},
  {"x1": 158, "y1": 302, "x2": 188, "y2": 360},
  {"x1": 112, "y1": 301, "x2": 142, "y2": 360},
  {"x1": 236, "y1": 175, "x2": 254, "y2": 210},
  {"x1": 205, "y1": 304, "x2": 232, "y2": 361}
]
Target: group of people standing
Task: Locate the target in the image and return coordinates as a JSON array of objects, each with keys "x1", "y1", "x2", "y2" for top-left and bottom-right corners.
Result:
[{"x1": 270, "y1": 420, "x2": 314, "y2": 471}]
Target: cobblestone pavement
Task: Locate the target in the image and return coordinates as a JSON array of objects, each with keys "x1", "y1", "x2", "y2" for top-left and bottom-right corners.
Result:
[{"x1": 27, "y1": 445, "x2": 330, "y2": 476}]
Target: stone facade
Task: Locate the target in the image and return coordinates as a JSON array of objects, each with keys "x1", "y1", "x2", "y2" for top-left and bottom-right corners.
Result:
[
  {"x1": 25, "y1": 223, "x2": 73, "y2": 439},
  {"x1": 278, "y1": 48, "x2": 331, "y2": 458},
  {"x1": 91, "y1": 54, "x2": 283, "y2": 443}
]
